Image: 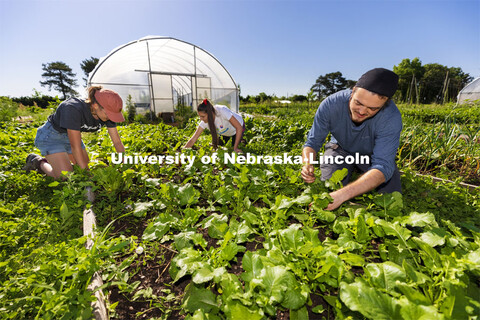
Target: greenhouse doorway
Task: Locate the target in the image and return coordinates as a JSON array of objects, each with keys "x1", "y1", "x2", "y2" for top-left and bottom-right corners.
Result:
[
  {"x1": 147, "y1": 72, "x2": 212, "y2": 115},
  {"x1": 149, "y1": 73, "x2": 173, "y2": 114}
]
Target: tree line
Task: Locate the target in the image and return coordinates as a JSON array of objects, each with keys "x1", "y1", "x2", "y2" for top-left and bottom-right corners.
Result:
[
  {"x1": 23, "y1": 56, "x2": 473, "y2": 105},
  {"x1": 242, "y1": 58, "x2": 472, "y2": 105}
]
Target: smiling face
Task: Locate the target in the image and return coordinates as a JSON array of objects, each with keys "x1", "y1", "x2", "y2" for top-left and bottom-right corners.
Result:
[{"x1": 349, "y1": 87, "x2": 388, "y2": 124}]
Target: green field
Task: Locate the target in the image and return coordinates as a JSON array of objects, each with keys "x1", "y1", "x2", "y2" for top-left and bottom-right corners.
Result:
[{"x1": 0, "y1": 101, "x2": 479, "y2": 319}]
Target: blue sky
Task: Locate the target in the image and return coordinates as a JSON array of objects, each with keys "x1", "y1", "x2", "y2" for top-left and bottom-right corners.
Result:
[{"x1": 0, "y1": 0, "x2": 478, "y2": 98}]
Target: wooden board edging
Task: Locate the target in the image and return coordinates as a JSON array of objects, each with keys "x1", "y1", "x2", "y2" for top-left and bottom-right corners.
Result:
[{"x1": 83, "y1": 187, "x2": 109, "y2": 320}]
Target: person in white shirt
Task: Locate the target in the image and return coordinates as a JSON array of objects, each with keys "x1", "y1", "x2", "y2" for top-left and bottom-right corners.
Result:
[{"x1": 183, "y1": 99, "x2": 245, "y2": 153}]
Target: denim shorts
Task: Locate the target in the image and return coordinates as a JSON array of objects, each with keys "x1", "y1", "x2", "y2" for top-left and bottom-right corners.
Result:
[{"x1": 34, "y1": 121, "x2": 85, "y2": 156}]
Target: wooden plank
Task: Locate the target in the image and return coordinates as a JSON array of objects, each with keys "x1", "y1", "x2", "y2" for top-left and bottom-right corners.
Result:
[
  {"x1": 83, "y1": 187, "x2": 109, "y2": 320},
  {"x1": 88, "y1": 272, "x2": 108, "y2": 320},
  {"x1": 83, "y1": 208, "x2": 96, "y2": 250},
  {"x1": 401, "y1": 171, "x2": 478, "y2": 192}
]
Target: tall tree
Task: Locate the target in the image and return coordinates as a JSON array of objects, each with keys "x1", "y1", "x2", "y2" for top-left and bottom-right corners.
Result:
[
  {"x1": 421, "y1": 64, "x2": 473, "y2": 104},
  {"x1": 80, "y1": 57, "x2": 99, "y2": 85},
  {"x1": 311, "y1": 72, "x2": 353, "y2": 100},
  {"x1": 40, "y1": 61, "x2": 78, "y2": 99},
  {"x1": 445, "y1": 67, "x2": 473, "y2": 102},
  {"x1": 393, "y1": 58, "x2": 425, "y2": 103},
  {"x1": 421, "y1": 63, "x2": 450, "y2": 103},
  {"x1": 394, "y1": 58, "x2": 472, "y2": 104}
]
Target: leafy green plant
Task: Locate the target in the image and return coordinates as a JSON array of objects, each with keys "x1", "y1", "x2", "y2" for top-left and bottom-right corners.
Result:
[
  {"x1": 0, "y1": 97, "x2": 19, "y2": 122},
  {"x1": 4, "y1": 103, "x2": 480, "y2": 319},
  {"x1": 125, "y1": 94, "x2": 136, "y2": 123}
]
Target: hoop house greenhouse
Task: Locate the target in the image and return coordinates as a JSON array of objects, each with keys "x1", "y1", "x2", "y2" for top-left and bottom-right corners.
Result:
[
  {"x1": 457, "y1": 77, "x2": 480, "y2": 104},
  {"x1": 88, "y1": 36, "x2": 239, "y2": 115}
]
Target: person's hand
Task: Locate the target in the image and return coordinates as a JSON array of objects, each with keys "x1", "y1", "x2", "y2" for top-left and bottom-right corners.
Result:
[
  {"x1": 325, "y1": 190, "x2": 345, "y2": 211},
  {"x1": 301, "y1": 164, "x2": 315, "y2": 183},
  {"x1": 234, "y1": 148, "x2": 243, "y2": 154}
]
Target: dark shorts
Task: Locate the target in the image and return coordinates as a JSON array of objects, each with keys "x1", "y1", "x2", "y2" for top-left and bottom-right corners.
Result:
[
  {"x1": 34, "y1": 121, "x2": 86, "y2": 156},
  {"x1": 319, "y1": 142, "x2": 402, "y2": 193},
  {"x1": 219, "y1": 122, "x2": 246, "y2": 146}
]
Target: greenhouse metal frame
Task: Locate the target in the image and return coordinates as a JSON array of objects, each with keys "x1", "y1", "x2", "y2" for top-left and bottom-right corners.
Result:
[
  {"x1": 457, "y1": 77, "x2": 480, "y2": 105},
  {"x1": 88, "y1": 36, "x2": 239, "y2": 115}
]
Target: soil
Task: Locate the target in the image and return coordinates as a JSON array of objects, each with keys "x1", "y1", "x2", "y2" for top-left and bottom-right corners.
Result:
[
  {"x1": 108, "y1": 249, "x2": 187, "y2": 320},
  {"x1": 105, "y1": 210, "x2": 336, "y2": 320}
]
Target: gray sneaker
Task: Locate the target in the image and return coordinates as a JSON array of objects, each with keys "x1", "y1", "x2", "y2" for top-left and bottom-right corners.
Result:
[{"x1": 23, "y1": 154, "x2": 46, "y2": 173}]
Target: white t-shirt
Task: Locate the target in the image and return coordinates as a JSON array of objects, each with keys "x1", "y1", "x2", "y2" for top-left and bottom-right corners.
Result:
[{"x1": 199, "y1": 105, "x2": 244, "y2": 137}]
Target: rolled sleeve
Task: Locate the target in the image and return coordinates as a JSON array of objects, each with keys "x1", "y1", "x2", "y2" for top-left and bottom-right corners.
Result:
[
  {"x1": 304, "y1": 102, "x2": 330, "y2": 152},
  {"x1": 370, "y1": 116, "x2": 402, "y2": 181}
]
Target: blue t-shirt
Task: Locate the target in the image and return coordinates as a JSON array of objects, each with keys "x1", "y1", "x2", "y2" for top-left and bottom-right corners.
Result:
[{"x1": 304, "y1": 89, "x2": 402, "y2": 181}]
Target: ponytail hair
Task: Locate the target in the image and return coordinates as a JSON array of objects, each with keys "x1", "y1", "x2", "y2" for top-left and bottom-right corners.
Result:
[
  {"x1": 85, "y1": 85, "x2": 103, "y2": 105},
  {"x1": 197, "y1": 99, "x2": 218, "y2": 149}
]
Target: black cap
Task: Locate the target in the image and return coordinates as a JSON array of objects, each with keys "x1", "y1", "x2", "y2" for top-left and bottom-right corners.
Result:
[{"x1": 356, "y1": 68, "x2": 399, "y2": 98}]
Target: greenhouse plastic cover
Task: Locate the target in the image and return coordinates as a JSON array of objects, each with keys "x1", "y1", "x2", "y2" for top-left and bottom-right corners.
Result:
[
  {"x1": 88, "y1": 36, "x2": 239, "y2": 113},
  {"x1": 458, "y1": 77, "x2": 480, "y2": 104}
]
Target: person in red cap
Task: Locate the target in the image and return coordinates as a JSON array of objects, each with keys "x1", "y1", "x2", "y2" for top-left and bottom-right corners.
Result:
[
  {"x1": 23, "y1": 86, "x2": 125, "y2": 178},
  {"x1": 301, "y1": 68, "x2": 402, "y2": 210}
]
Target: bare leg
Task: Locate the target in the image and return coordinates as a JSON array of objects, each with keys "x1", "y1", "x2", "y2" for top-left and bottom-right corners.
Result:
[
  {"x1": 68, "y1": 149, "x2": 89, "y2": 166},
  {"x1": 43, "y1": 153, "x2": 73, "y2": 179}
]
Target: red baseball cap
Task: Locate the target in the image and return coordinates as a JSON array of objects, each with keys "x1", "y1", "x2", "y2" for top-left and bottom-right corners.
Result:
[{"x1": 94, "y1": 89, "x2": 125, "y2": 123}]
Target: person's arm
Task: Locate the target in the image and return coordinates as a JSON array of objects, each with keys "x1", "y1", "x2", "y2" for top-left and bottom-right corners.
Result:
[
  {"x1": 369, "y1": 116, "x2": 402, "y2": 186},
  {"x1": 327, "y1": 107, "x2": 402, "y2": 211},
  {"x1": 301, "y1": 146, "x2": 317, "y2": 183},
  {"x1": 67, "y1": 129, "x2": 89, "y2": 169},
  {"x1": 107, "y1": 127, "x2": 125, "y2": 153},
  {"x1": 327, "y1": 169, "x2": 385, "y2": 210},
  {"x1": 228, "y1": 116, "x2": 244, "y2": 153},
  {"x1": 301, "y1": 100, "x2": 331, "y2": 183},
  {"x1": 183, "y1": 126, "x2": 205, "y2": 148}
]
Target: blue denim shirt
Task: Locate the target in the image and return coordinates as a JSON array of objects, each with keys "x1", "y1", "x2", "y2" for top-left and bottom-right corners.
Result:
[{"x1": 304, "y1": 89, "x2": 402, "y2": 181}]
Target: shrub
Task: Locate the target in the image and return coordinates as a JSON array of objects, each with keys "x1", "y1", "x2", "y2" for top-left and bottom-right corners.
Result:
[
  {"x1": 12, "y1": 94, "x2": 59, "y2": 108},
  {"x1": 0, "y1": 97, "x2": 18, "y2": 122},
  {"x1": 126, "y1": 94, "x2": 136, "y2": 123},
  {"x1": 134, "y1": 111, "x2": 160, "y2": 124},
  {"x1": 174, "y1": 104, "x2": 196, "y2": 128}
]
